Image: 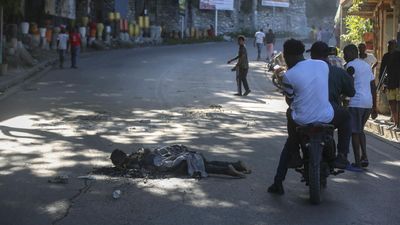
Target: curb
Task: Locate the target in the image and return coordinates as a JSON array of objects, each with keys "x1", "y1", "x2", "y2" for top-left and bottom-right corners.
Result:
[
  {"x1": 0, "y1": 59, "x2": 57, "y2": 94},
  {"x1": 365, "y1": 119, "x2": 399, "y2": 143}
]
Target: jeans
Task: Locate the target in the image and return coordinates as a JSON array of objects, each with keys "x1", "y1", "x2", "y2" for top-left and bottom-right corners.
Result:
[
  {"x1": 256, "y1": 43, "x2": 263, "y2": 60},
  {"x1": 236, "y1": 68, "x2": 250, "y2": 95},
  {"x1": 273, "y1": 106, "x2": 351, "y2": 183},
  {"x1": 71, "y1": 46, "x2": 80, "y2": 67},
  {"x1": 58, "y1": 49, "x2": 66, "y2": 67}
]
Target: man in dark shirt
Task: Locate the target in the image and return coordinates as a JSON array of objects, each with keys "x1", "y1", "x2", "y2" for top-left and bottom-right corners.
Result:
[
  {"x1": 379, "y1": 40, "x2": 400, "y2": 129},
  {"x1": 265, "y1": 29, "x2": 276, "y2": 60},
  {"x1": 228, "y1": 36, "x2": 251, "y2": 96},
  {"x1": 308, "y1": 41, "x2": 357, "y2": 171}
]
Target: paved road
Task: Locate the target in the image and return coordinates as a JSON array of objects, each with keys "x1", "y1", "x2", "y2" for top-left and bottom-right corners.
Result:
[{"x1": 0, "y1": 42, "x2": 399, "y2": 225}]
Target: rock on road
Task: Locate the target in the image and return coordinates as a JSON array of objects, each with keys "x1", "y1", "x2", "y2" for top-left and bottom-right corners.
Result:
[{"x1": 0, "y1": 42, "x2": 399, "y2": 225}]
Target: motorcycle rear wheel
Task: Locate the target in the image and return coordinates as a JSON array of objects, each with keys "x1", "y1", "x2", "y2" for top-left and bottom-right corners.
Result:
[{"x1": 309, "y1": 161, "x2": 321, "y2": 204}]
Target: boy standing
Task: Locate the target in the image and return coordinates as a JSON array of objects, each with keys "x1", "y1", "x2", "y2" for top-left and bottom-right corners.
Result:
[
  {"x1": 228, "y1": 36, "x2": 251, "y2": 96},
  {"x1": 69, "y1": 27, "x2": 82, "y2": 69}
]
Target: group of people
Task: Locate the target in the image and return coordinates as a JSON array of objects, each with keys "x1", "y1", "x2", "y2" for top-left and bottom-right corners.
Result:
[
  {"x1": 254, "y1": 29, "x2": 276, "y2": 61},
  {"x1": 263, "y1": 38, "x2": 382, "y2": 195},
  {"x1": 56, "y1": 26, "x2": 82, "y2": 69}
]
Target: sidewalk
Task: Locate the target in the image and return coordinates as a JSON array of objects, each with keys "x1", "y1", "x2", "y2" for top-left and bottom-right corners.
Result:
[
  {"x1": 365, "y1": 114, "x2": 400, "y2": 143},
  {"x1": 0, "y1": 58, "x2": 57, "y2": 94}
]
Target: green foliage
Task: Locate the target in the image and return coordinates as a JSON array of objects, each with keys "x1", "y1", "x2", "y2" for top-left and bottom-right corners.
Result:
[
  {"x1": 341, "y1": 0, "x2": 372, "y2": 44},
  {"x1": 0, "y1": 0, "x2": 23, "y2": 22},
  {"x1": 341, "y1": 16, "x2": 372, "y2": 43}
]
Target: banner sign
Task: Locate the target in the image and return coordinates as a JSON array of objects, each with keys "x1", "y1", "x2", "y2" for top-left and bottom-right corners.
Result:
[
  {"x1": 45, "y1": 0, "x2": 76, "y2": 19},
  {"x1": 179, "y1": 0, "x2": 186, "y2": 15},
  {"x1": 200, "y1": 0, "x2": 234, "y2": 11},
  {"x1": 261, "y1": 0, "x2": 290, "y2": 8}
]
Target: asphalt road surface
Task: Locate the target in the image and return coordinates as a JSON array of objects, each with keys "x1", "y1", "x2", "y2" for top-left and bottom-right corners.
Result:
[{"x1": 0, "y1": 41, "x2": 399, "y2": 225}]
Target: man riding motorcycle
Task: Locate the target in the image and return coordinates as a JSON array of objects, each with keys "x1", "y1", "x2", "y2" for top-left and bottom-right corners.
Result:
[{"x1": 268, "y1": 39, "x2": 353, "y2": 195}]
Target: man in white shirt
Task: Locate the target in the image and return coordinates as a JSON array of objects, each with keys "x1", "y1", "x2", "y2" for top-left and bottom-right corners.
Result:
[
  {"x1": 268, "y1": 39, "x2": 351, "y2": 195},
  {"x1": 254, "y1": 29, "x2": 265, "y2": 61},
  {"x1": 57, "y1": 26, "x2": 69, "y2": 68},
  {"x1": 344, "y1": 44, "x2": 377, "y2": 169},
  {"x1": 358, "y1": 43, "x2": 378, "y2": 70}
]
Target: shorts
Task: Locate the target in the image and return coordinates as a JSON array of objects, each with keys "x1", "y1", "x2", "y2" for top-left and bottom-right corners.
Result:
[
  {"x1": 387, "y1": 88, "x2": 400, "y2": 101},
  {"x1": 349, "y1": 107, "x2": 371, "y2": 133}
]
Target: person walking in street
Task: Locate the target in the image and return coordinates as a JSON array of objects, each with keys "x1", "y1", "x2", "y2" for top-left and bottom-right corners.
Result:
[
  {"x1": 265, "y1": 29, "x2": 276, "y2": 60},
  {"x1": 379, "y1": 40, "x2": 400, "y2": 130},
  {"x1": 343, "y1": 44, "x2": 377, "y2": 169},
  {"x1": 317, "y1": 27, "x2": 322, "y2": 41},
  {"x1": 57, "y1": 26, "x2": 69, "y2": 69},
  {"x1": 228, "y1": 36, "x2": 251, "y2": 96},
  {"x1": 358, "y1": 43, "x2": 378, "y2": 71},
  {"x1": 254, "y1": 29, "x2": 265, "y2": 61},
  {"x1": 321, "y1": 28, "x2": 332, "y2": 45},
  {"x1": 69, "y1": 27, "x2": 82, "y2": 69}
]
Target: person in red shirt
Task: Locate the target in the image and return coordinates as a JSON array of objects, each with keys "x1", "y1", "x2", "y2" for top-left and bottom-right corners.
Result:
[{"x1": 69, "y1": 27, "x2": 82, "y2": 69}]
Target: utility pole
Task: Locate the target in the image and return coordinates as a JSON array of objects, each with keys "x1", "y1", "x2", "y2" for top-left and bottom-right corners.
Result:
[
  {"x1": 252, "y1": 0, "x2": 257, "y2": 30},
  {"x1": 0, "y1": 6, "x2": 3, "y2": 65}
]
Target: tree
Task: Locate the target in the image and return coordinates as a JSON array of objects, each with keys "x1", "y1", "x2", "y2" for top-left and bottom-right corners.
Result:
[
  {"x1": 341, "y1": 0, "x2": 372, "y2": 44},
  {"x1": 0, "y1": 0, "x2": 23, "y2": 23}
]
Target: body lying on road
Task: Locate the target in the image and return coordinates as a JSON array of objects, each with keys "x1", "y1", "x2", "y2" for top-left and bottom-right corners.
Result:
[{"x1": 110, "y1": 145, "x2": 251, "y2": 178}]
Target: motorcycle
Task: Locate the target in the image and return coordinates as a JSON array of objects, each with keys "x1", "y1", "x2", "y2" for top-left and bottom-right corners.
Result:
[{"x1": 268, "y1": 57, "x2": 344, "y2": 204}]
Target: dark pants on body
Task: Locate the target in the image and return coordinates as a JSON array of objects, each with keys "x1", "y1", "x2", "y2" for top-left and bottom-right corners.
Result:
[
  {"x1": 58, "y1": 49, "x2": 66, "y2": 68},
  {"x1": 71, "y1": 46, "x2": 80, "y2": 68},
  {"x1": 236, "y1": 68, "x2": 250, "y2": 95},
  {"x1": 174, "y1": 159, "x2": 244, "y2": 176},
  {"x1": 273, "y1": 106, "x2": 351, "y2": 183}
]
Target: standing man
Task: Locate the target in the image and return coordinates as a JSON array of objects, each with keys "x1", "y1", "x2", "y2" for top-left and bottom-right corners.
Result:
[
  {"x1": 379, "y1": 40, "x2": 400, "y2": 130},
  {"x1": 358, "y1": 43, "x2": 378, "y2": 70},
  {"x1": 69, "y1": 27, "x2": 82, "y2": 69},
  {"x1": 228, "y1": 36, "x2": 251, "y2": 96},
  {"x1": 57, "y1": 26, "x2": 69, "y2": 69},
  {"x1": 343, "y1": 44, "x2": 377, "y2": 169},
  {"x1": 265, "y1": 29, "x2": 275, "y2": 61},
  {"x1": 254, "y1": 29, "x2": 265, "y2": 61}
]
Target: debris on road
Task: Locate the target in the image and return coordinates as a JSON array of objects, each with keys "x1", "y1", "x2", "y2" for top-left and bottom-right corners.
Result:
[
  {"x1": 112, "y1": 190, "x2": 122, "y2": 199},
  {"x1": 135, "y1": 119, "x2": 151, "y2": 124},
  {"x1": 77, "y1": 175, "x2": 96, "y2": 180},
  {"x1": 209, "y1": 104, "x2": 223, "y2": 110},
  {"x1": 48, "y1": 175, "x2": 69, "y2": 184}
]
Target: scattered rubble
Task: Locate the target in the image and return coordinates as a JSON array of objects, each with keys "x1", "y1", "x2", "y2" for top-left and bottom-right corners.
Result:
[
  {"x1": 48, "y1": 175, "x2": 69, "y2": 184},
  {"x1": 112, "y1": 190, "x2": 122, "y2": 199}
]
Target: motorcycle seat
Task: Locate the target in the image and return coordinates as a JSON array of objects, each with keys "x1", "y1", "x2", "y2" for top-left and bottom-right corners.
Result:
[{"x1": 296, "y1": 123, "x2": 335, "y2": 134}]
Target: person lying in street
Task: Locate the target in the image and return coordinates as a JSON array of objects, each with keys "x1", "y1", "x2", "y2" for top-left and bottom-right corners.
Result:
[{"x1": 110, "y1": 145, "x2": 251, "y2": 178}]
